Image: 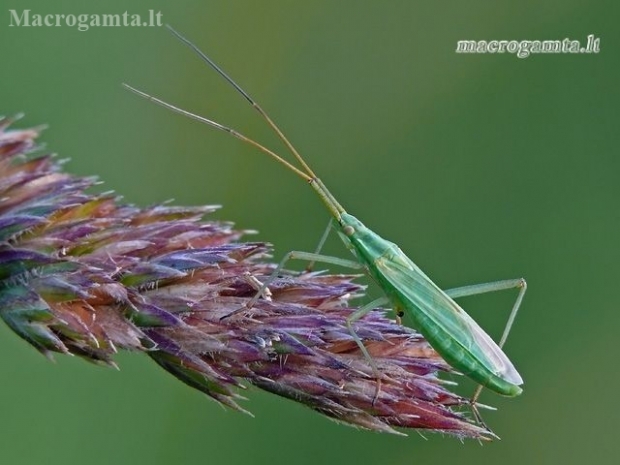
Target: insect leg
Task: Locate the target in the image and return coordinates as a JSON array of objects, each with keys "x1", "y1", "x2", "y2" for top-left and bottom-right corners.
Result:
[
  {"x1": 221, "y1": 250, "x2": 386, "y2": 401},
  {"x1": 346, "y1": 296, "x2": 390, "y2": 402},
  {"x1": 256, "y1": 252, "x2": 388, "y2": 402},
  {"x1": 241, "y1": 271, "x2": 273, "y2": 302},
  {"x1": 445, "y1": 278, "x2": 527, "y2": 348},
  {"x1": 252, "y1": 250, "x2": 363, "y2": 307},
  {"x1": 445, "y1": 278, "x2": 527, "y2": 426},
  {"x1": 305, "y1": 218, "x2": 335, "y2": 272},
  {"x1": 220, "y1": 251, "x2": 363, "y2": 320}
]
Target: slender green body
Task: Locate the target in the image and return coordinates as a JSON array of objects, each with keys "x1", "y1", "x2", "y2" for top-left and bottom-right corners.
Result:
[
  {"x1": 125, "y1": 25, "x2": 525, "y2": 402},
  {"x1": 311, "y1": 180, "x2": 523, "y2": 396}
]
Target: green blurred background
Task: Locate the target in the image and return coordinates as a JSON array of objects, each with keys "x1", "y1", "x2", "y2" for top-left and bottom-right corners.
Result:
[{"x1": 1, "y1": 1, "x2": 618, "y2": 464}]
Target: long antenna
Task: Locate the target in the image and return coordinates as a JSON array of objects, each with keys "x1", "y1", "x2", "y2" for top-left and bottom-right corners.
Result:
[
  {"x1": 165, "y1": 24, "x2": 317, "y2": 179},
  {"x1": 122, "y1": 83, "x2": 311, "y2": 182}
]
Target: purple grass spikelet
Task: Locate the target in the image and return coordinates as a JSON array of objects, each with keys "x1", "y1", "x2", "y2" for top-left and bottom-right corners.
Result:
[{"x1": 0, "y1": 115, "x2": 492, "y2": 439}]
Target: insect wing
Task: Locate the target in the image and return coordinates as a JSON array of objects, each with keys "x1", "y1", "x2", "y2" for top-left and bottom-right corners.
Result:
[{"x1": 375, "y1": 248, "x2": 523, "y2": 385}]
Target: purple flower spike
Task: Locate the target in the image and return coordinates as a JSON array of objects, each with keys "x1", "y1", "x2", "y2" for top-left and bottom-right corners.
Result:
[{"x1": 0, "y1": 116, "x2": 493, "y2": 440}]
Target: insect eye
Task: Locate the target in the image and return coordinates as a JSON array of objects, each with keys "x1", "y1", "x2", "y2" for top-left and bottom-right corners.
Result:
[{"x1": 343, "y1": 225, "x2": 355, "y2": 236}]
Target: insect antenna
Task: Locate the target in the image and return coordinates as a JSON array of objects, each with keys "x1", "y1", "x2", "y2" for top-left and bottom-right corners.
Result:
[
  {"x1": 165, "y1": 24, "x2": 317, "y2": 180},
  {"x1": 122, "y1": 82, "x2": 311, "y2": 181}
]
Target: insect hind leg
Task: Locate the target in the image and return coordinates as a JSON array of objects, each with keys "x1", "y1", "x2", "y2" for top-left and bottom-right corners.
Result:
[{"x1": 446, "y1": 278, "x2": 527, "y2": 427}]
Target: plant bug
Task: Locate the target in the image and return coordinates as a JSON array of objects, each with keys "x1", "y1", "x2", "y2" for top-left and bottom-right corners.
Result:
[{"x1": 124, "y1": 25, "x2": 527, "y2": 426}]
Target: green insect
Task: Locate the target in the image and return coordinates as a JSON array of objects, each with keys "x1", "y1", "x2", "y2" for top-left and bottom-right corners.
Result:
[{"x1": 124, "y1": 25, "x2": 527, "y2": 424}]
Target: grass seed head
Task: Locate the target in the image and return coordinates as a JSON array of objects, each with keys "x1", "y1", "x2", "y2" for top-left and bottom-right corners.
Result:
[{"x1": 0, "y1": 116, "x2": 491, "y2": 439}]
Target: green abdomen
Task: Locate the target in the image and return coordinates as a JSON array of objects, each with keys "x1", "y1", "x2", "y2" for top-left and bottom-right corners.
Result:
[{"x1": 386, "y1": 283, "x2": 522, "y2": 397}]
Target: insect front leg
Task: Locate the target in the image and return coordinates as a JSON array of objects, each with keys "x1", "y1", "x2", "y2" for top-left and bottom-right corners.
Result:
[
  {"x1": 256, "y1": 250, "x2": 364, "y2": 308},
  {"x1": 220, "y1": 251, "x2": 363, "y2": 320},
  {"x1": 304, "y1": 218, "x2": 335, "y2": 272}
]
